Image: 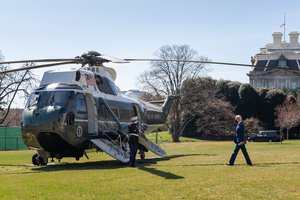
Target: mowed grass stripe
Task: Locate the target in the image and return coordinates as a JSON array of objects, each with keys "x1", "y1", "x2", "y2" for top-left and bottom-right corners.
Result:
[{"x1": 0, "y1": 134, "x2": 300, "y2": 199}]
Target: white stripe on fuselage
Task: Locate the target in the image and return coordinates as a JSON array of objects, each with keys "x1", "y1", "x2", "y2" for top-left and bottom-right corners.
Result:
[{"x1": 75, "y1": 119, "x2": 89, "y2": 123}]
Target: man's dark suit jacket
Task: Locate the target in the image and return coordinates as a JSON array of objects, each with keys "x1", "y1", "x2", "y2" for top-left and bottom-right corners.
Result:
[{"x1": 234, "y1": 121, "x2": 245, "y2": 144}]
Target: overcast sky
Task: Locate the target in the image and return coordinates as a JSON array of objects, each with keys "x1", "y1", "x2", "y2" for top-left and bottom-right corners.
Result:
[{"x1": 1, "y1": 0, "x2": 300, "y2": 93}]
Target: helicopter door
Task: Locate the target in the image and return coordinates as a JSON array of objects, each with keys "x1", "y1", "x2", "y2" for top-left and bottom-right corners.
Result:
[{"x1": 85, "y1": 93, "x2": 98, "y2": 135}]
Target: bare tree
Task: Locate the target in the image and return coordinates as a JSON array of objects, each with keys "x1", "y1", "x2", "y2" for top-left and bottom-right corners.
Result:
[
  {"x1": 0, "y1": 52, "x2": 38, "y2": 125},
  {"x1": 275, "y1": 99, "x2": 300, "y2": 140},
  {"x1": 0, "y1": 108, "x2": 23, "y2": 126},
  {"x1": 137, "y1": 45, "x2": 209, "y2": 142}
]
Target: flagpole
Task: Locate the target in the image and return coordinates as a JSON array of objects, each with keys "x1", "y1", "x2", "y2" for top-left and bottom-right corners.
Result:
[{"x1": 284, "y1": 12, "x2": 286, "y2": 42}]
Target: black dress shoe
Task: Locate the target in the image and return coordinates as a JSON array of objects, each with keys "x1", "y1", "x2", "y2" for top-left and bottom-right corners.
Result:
[
  {"x1": 226, "y1": 163, "x2": 233, "y2": 166},
  {"x1": 247, "y1": 163, "x2": 253, "y2": 166}
]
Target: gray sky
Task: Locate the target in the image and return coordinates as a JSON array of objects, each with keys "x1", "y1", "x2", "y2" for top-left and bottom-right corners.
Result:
[{"x1": 1, "y1": 0, "x2": 300, "y2": 93}]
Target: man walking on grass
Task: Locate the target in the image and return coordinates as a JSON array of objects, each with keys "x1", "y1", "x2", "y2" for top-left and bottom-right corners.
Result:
[{"x1": 227, "y1": 115, "x2": 252, "y2": 166}]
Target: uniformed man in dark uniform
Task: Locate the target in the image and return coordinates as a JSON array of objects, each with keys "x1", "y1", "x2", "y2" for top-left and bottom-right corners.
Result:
[{"x1": 128, "y1": 116, "x2": 139, "y2": 167}]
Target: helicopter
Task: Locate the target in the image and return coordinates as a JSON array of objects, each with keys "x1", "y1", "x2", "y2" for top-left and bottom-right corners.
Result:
[{"x1": 0, "y1": 51, "x2": 182, "y2": 166}]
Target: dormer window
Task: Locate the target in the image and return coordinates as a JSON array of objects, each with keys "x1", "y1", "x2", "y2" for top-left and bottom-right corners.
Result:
[{"x1": 278, "y1": 54, "x2": 287, "y2": 68}]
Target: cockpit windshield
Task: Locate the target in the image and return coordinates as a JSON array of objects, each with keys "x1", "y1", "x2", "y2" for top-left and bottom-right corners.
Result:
[{"x1": 26, "y1": 91, "x2": 75, "y2": 109}]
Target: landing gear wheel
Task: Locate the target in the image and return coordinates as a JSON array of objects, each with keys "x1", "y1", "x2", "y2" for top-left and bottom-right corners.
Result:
[
  {"x1": 39, "y1": 156, "x2": 48, "y2": 165},
  {"x1": 32, "y1": 154, "x2": 48, "y2": 166},
  {"x1": 32, "y1": 154, "x2": 40, "y2": 165}
]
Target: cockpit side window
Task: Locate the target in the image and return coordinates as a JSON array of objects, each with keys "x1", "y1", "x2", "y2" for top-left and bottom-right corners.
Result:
[
  {"x1": 54, "y1": 91, "x2": 75, "y2": 108},
  {"x1": 76, "y1": 93, "x2": 87, "y2": 114},
  {"x1": 38, "y1": 91, "x2": 53, "y2": 107},
  {"x1": 26, "y1": 91, "x2": 52, "y2": 109},
  {"x1": 95, "y1": 75, "x2": 118, "y2": 96},
  {"x1": 26, "y1": 92, "x2": 40, "y2": 108}
]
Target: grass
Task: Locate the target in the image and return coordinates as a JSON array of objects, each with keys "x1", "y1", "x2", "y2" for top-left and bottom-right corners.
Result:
[{"x1": 0, "y1": 132, "x2": 300, "y2": 199}]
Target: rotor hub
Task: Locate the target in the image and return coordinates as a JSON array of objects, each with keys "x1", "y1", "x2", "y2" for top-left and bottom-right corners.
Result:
[{"x1": 80, "y1": 51, "x2": 104, "y2": 66}]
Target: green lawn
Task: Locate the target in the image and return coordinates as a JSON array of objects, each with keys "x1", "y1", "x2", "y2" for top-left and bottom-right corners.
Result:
[{"x1": 0, "y1": 133, "x2": 300, "y2": 200}]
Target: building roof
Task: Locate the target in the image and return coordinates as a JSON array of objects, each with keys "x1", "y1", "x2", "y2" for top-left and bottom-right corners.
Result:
[
  {"x1": 253, "y1": 59, "x2": 300, "y2": 72},
  {"x1": 250, "y1": 31, "x2": 300, "y2": 73}
]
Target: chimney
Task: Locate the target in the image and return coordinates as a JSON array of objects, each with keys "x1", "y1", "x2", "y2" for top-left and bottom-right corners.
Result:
[
  {"x1": 272, "y1": 32, "x2": 283, "y2": 48},
  {"x1": 289, "y1": 31, "x2": 299, "y2": 48}
]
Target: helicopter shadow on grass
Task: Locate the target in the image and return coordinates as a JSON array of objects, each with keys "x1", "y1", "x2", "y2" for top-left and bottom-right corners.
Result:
[
  {"x1": 137, "y1": 166, "x2": 184, "y2": 179},
  {"x1": 30, "y1": 153, "x2": 214, "y2": 179},
  {"x1": 135, "y1": 153, "x2": 215, "y2": 179}
]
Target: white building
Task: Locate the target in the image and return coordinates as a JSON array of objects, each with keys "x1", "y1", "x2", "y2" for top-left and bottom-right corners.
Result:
[{"x1": 248, "y1": 31, "x2": 300, "y2": 89}]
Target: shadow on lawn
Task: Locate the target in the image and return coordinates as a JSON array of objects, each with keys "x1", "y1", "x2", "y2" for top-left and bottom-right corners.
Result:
[
  {"x1": 29, "y1": 153, "x2": 208, "y2": 170},
  {"x1": 27, "y1": 153, "x2": 208, "y2": 179},
  {"x1": 252, "y1": 161, "x2": 300, "y2": 167},
  {"x1": 138, "y1": 166, "x2": 184, "y2": 179},
  {"x1": 135, "y1": 154, "x2": 213, "y2": 179}
]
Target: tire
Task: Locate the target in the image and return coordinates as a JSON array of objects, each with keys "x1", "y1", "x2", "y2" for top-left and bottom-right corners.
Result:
[
  {"x1": 32, "y1": 154, "x2": 48, "y2": 166},
  {"x1": 32, "y1": 154, "x2": 40, "y2": 165},
  {"x1": 39, "y1": 156, "x2": 48, "y2": 165}
]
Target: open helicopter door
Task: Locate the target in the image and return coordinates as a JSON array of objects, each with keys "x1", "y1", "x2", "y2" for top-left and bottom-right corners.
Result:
[
  {"x1": 85, "y1": 93, "x2": 98, "y2": 136},
  {"x1": 132, "y1": 104, "x2": 167, "y2": 157},
  {"x1": 89, "y1": 97, "x2": 129, "y2": 163}
]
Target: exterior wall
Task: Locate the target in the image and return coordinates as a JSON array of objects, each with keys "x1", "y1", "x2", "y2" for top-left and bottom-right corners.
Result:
[{"x1": 249, "y1": 73, "x2": 300, "y2": 89}]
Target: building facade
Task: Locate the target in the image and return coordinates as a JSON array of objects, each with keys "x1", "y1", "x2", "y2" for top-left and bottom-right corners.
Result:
[{"x1": 248, "y1": 31, "x2": 300, "y2": 89}]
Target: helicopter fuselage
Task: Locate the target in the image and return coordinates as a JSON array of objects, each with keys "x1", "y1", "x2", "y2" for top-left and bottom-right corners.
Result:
[{"x1": 21, "y1": 67, "x2": 166, "y2": 161}]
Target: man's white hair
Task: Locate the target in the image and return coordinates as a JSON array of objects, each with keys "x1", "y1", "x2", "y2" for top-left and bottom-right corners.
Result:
[{"x1": 235, "y1": 115, "x2": 242, "y2": 121}]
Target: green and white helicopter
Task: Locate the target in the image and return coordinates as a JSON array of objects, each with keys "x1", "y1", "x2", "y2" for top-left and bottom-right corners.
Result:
[{"x1": 0, "y1": 51, "x2": 180, "y2": 165}]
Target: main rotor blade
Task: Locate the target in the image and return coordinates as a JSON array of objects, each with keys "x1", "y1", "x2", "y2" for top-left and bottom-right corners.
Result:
[
  {"x1": 98, "y1": 55, "x2": 129, "y2": 63},
  {"x1": 124, "y1": 58, "x2": 300, "y2": 72},
  {"x1": 124, "y1": 58, "x2": 254, "y2": 67},
  {"x1": 0, "y1": 61, "x2": 76, "y2": 74},
  {"x1": 0, "y1": 58, "x2": 77, "y2": 65}
]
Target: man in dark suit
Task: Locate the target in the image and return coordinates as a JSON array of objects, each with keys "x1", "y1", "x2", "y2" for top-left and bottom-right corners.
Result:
[{"x1": 227, "y1": 115, "x2": 252, "y2": 166}]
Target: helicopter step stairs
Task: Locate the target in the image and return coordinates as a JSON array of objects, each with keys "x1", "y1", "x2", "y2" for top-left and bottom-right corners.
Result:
[{"x1": 90, "y1": 138, "x2": 129, "y2": 163}]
